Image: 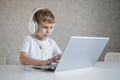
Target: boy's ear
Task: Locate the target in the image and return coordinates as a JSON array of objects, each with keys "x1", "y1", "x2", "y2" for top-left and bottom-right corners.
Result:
[{"x1": 52, "y1": 24, "x2": 55, "y2": 30}]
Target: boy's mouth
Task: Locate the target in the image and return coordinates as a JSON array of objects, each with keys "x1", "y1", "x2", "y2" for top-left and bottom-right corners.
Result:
[{"x1": 44, "y1": 34, "x2": 49, "y2": 37}]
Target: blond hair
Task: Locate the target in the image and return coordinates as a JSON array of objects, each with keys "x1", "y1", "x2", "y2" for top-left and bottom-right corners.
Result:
[{"x1": 33, "y1": 8, "x2": 55, "y2": 25}]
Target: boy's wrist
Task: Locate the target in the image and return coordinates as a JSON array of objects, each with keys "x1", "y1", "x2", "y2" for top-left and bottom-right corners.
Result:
[{"x1": 41, "y1": 60, "x2": 48, "y2": 66}]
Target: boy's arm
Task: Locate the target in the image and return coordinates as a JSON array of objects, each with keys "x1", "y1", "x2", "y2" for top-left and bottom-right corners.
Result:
[{"x1": 19, "y1": 51, "x2": 51, "y2": 66}]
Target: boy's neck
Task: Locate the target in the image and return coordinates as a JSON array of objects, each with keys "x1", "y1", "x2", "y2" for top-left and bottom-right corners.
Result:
[{"x1": 34, "y1": 33, "x2": 46, "y2": 41}]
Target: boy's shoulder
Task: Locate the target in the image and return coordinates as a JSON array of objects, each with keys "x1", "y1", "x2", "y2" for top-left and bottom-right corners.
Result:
[
  {"x1": 23, "y1": 35, "x2": 34, "y2": 41},
  {"x1": 23, "y1": 36, "x2": 56, "y2": 43},
  {"x1": 48, "y1": 38, "x2": 58, "y2": 45},
  {"x1": 47, "y1": 38, "x2": 55, "y2": 42}
]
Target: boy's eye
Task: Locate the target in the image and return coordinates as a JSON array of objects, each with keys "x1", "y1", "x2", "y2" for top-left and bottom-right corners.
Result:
[
  {"x1": 50, "y1": 27, "x2": 53, "y2": 29},
  {"x1": 45, "y1": 26, "x2": 48, "y2": 29},
  {"x1": 42, "y1": 26, "x2": 53, "y2": 29},
  {"x1": 42, "y1": 26, "x2": 47, "y2": 29}
]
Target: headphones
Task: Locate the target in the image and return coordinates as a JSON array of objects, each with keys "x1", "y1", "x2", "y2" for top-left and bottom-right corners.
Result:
[
  {"x1": 28, "y1": 8, "x2": 43, "y2": 34},
  {"x1": 29, "y1": 8, "x2": 55, "y2": 34}
]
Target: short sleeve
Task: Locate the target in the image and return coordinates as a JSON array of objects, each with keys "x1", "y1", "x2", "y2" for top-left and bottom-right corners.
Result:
[
  {"x1": 20, "y1": 37, "x2": 30, "y2": 53},
  {"x1": 49, "y1": 39, "x2": 62, "y2": 56}
]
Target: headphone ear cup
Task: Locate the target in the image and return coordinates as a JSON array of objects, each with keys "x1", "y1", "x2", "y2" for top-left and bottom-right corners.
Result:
[
  {"x1": 33, "y1": 20, "x2": 38, "y2": 32},
  {"x1": 29, "y1": 18, "x2": 36, "y2": 34},
  {"x1": 29, "y1": 8, "x2": 43, "y2": 34},
  {"x1": 28, "y1": 19, "x2": 39, "y2": 34}
]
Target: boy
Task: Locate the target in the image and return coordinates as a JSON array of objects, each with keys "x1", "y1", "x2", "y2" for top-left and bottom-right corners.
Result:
[{"x1": 19, "y1": 8, "x2": 62, "y2": 66}]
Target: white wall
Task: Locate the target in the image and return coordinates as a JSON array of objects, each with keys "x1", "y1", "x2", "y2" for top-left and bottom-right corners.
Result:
[{"x1": 0, "y1": 0, "x2": 120, "y2": 61}]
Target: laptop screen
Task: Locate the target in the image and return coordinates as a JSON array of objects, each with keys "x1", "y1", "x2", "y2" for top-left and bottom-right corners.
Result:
[{"x1": 55, "y1": 36, "x2": 109, "y2": 72}]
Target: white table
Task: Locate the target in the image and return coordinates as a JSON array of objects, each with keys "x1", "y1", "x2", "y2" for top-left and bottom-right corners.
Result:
[{"x1": 0, "y1": 62, "x2": 120, "y2": 80}]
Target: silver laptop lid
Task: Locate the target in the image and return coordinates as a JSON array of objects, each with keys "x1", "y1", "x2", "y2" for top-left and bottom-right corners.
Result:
[{"x1": 55, "y1": 36, "x2": 109, "y2": 72}]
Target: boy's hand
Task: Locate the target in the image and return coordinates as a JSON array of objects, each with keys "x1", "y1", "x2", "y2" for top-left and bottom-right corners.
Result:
[
  {"x1": 42, "y1": 59, "x2": 52, "y2": 66},
  {"x1": 51, "y1": 54, "x2": 62, "y2": 63},
  {"x1": 42, "y1": 54, "x2": 62, "y2": 65}
]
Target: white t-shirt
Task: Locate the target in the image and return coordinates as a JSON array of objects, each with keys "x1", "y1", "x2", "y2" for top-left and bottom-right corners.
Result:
[{"x1": 20, "y1": 36, "x2": 62, "y2": 60}]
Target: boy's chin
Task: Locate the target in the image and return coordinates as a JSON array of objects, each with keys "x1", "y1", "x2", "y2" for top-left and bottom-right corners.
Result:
[{"x1": 44, "y1": 36, "x2": 49, "y2": 39}]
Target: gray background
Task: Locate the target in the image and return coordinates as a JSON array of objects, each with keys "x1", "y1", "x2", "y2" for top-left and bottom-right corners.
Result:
[{"x1": 0, "y1": 0, "x2": 120, "y2": 61}]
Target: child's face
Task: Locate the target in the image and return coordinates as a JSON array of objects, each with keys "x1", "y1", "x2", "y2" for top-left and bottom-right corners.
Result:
[{"x1": 37, "y1": 22, "x2": 55, "y2": 40}]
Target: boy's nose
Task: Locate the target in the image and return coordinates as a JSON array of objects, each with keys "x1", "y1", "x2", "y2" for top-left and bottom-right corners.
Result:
[{"x1": 46, "y1": 29, "x2": 50, "y2": 33}]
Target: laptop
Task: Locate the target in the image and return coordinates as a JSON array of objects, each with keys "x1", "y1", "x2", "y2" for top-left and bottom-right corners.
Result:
[{"x1": 32, "y1": 36, "x2": 109, "y2": 72}]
